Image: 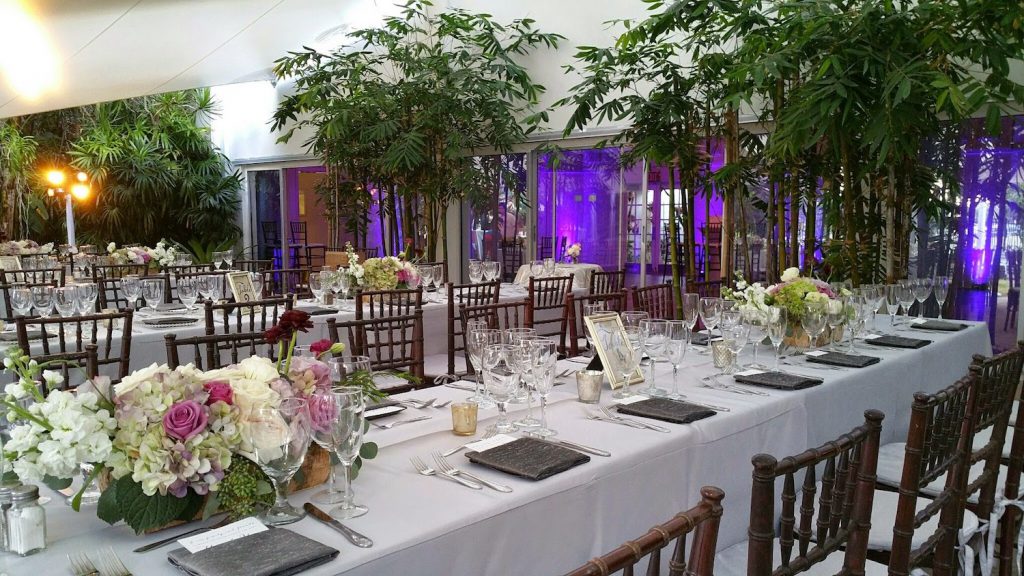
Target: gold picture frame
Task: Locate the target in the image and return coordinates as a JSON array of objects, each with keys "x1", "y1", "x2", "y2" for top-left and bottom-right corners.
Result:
[
  {"x1": 226, "y1": 271, "x2": 257, "y2": 303},
  {"x1": 0, "y1": 256, "x2": 22, "y2": 271},
  {"x1": 583, "y1": 312, "x2": 644, "y2": 389}
]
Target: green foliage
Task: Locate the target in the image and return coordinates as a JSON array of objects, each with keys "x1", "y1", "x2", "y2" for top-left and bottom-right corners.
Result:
[
  {"x1": 98, "y1": 474, "x2": 204, "y2": 534},
  {"x1": 216, "y1": 454, "x2": 275, "y2": 521}
]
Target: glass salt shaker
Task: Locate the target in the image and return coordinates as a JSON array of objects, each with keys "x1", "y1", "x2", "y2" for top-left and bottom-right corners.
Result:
[
  {"x1": 7, "y1": 485, "x2": 45, "y2": 556},
  {"x1": 0, "y1": 483, "x2": 15, "y2": 553}
]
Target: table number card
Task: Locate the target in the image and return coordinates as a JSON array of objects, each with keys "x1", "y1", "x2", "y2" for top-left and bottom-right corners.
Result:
[
  {"x1": 226, "y1": 271, "x2": 257, "y2": 303},
  {"x1": 583, "y1": 312, "x2": 645, "y2": 389},
  {"x1": 0, "y1": 256, "x2": 21, "y2": 271}
]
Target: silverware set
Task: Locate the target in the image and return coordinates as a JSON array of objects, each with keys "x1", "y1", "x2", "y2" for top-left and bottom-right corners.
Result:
[
  {"x1": 371, "y1": 415, "x2": 432, "y2": 429},
  {"x1": 69, "y1": 548, "x2": 133, "y2": 576},
  {"x1": 700, "y1": 377, "x2": 769, "y2": 396},
  {"x1": 431, "y1": 451, "x2": 512, "y2": 492},
  {"x1": 396, "y1": 397, "x2": 452, "y2": 409},
  {"x1": 410, "y1": 456, "x2": 482, "y2": 489},
  {"x1": 442, "y1": 427, "x2": 496, "y2": 457},
  {"x1": 596, "y1": 406, "x2": 672, "y2": 432}
]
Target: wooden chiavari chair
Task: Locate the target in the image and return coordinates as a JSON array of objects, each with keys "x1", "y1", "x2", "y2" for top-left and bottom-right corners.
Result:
[
  {"x1": 425, "y1": 280, "x2": 500, "y2": 378},
  {"x1": 630, "y1": 283, "x2": 675, "y2": 320},
  {"x1": 2, "y1": 267, "x2": 66, "y2": 287},
  {"x1": 6, "y1": 345, "x2": 99, "y2": 393},
  {"x1": 91, "y1": 263, "x2": 147, "y2": 280},
  {"x1": 566, "y1": 291, "x2": 627, "y2": 357},
  {"x1": 165, "y1": 331, "x2": 277, "y2": 370},
  {"x1": 16, "y1": 310, "x2": 134, "y2": 384},
  {"x1": 235, "y1": 259, "x2": 273, "y2": 273},
  {"x1": 565, "y1": 486, "x2": 725, "y2": 576},
  {"x1": 327, "y1": 310, "x2": 424, "y2": 392},
  {"x1": 203, "y1": 296, "x2": 292, "y2": 336},
  {"x1": 459, "y1": 298, "x2": 531, "y2": 339},
  {"x1": 354, "y1": 287, "x2": 423, "y2": 321},
  {"x1": 714, "y1": 410, "x2": 884, "y2": 576},
  {"x1": 0, "y1": 280, "x2": 56, "y2": 321},
  {"x1": 263, "y1": 268, "x2": 312, "y2": 298},
  {"x1": 526, "y1": 274, "x2": 573, "y2": 346},
  {"x1": 500, "y1": 240, "x2": 523, "y2": 283},
  {"x1": 588, "y1": 270, "x2": 625, "y2": 296}
]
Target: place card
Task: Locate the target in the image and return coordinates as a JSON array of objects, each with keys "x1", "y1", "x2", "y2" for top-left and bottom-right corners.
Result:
[
  {"x1": 804, "y1": 350, "x2": 828, "y2": 357},
  {"x1": 862, "y1": 334, "x2": 881, "y2": 340},
  {"x1": 465, "y1": 433, "x2": 518, "y2": 453},
  {"x1": 911, "y1": 318, "x2": 927, "y2": 325},
  {"x1": 179, "y1": 517, "x2": 267, "y2": 554},
  {"x1": 735, "y1": 369, "x2": 766, "y2": 377},
  {"x1": 613, "y1": 395, "x2": 648, "y2": 405}
]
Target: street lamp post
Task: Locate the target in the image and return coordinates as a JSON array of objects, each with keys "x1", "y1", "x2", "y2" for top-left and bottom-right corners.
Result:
[{"x1": 46, "y1": 170, "x2": 90, "y2": 249}]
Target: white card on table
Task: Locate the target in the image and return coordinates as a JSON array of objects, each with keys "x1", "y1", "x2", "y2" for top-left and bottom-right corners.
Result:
[
  {"x1": 364, "y1": 405, "x2": 404, "y2": 419},
  {"x1": 862, "y1": 334, "x2": 881, "y2": 340},
  {"x1": 465, "y1": 434, "x2": 517, "y2": 452},
  {"x1": 613, "y1": 395, "x2": 647, "y2": 405},
  {"x1": 179, "y1": 517, "x2": 268, "y2": 553}
]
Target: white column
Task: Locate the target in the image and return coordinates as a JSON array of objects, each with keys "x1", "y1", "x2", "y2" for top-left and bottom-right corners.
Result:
[{"x1": 64, "y1": 195, "x2": 76, "y2": 248}]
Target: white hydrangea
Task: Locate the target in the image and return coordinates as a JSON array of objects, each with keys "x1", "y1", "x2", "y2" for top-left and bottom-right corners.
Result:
[{"x1": 780, "y1": 267, "x2": 801, "y2": 282}]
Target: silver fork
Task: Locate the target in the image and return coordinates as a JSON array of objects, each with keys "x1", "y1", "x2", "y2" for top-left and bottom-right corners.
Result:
[
  {"x1": 432, "y1": 451, "x2": 512, "y2": 492},
  {"x1": 442, "y1": 427, "x2": 496, "y2": 457},
  {"x1": 370, "y1": 415, "x2": 431, "y2": 429},
  {"x1": 68, "y1": 552, "x2": 100, "y2": 576},
  {"x1": 96, "y1": 547, "x2": 133, "y2": 576},
  {"x1": 599, "y1": 406, "x2": 671, "y2": 433},
  {"x1": 433, "y1": 399, "x2": 453, "y2": 408},
  {"x1": 410, "y1": 456, "x2": 481, "y2": 489},
  {"x1": 397, "y1": 398, "x2": 436, "y2": 409}
]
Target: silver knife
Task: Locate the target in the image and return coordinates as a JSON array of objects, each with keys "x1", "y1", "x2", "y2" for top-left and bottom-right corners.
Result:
[
  {"x1": 541, "y1": 438, "x2": 611, "y2": 457},
  {"x1": 303, "y1": 503, "x2": 373, "y2": 548}
]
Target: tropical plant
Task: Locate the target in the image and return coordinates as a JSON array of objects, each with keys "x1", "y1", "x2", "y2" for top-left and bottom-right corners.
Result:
[{"x1": 271, "y1": 0, "x2": 562, "y2": 262}]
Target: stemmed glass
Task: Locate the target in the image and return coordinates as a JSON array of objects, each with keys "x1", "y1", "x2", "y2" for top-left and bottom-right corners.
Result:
[
  {"x1": 897, "y1": 281, "x2": 916, "y2": 326},
  {"x1": 744, "y1": 310, "x2": 768, "y2": 369},
  {"x1": 466, "y1": 324, "x2": 499, "y2": 408},
  {"x1": 530, "y1": 260, "x2": 544, "y2": 278},
  {"x1": 847, "y1": 297, "x2": 870, "y2": 353},
  {"x1": 481, "y1": 261, "x2": 497, "y2": 282},
  {"x1": 583, "y1": 302, "x2": 606, "y2": 358},
  {"x1": 31, "y1": 285, "x2": 54, "y2": 318},
  {"x1": 310, "y1": 271, "x2": 327, "y2": 304},
  {"x1": 328, "y1": 355, "x2": 372, "y2": 382},
  {"x1": 248, "y1": 397, "x2": 311, "y2": 525},
  {"x1": 177, "y1": 277, "x2": 199, "y2": 311},
  {"x1": 638, "y1": 319, "x2": 668, "y2": 397},
  {"x1": 53, "y1": 287, "x2": 78, "y2": 318},
  {"x1": 510, "y1": 340, "x2": 541, "y2": 429},
  {"x1": 482, "y1": 344, "x2": 518, "y2": 433},
  {"x1": 664, "y1": 320, "x2": 688, "y2": 399},
  {"x1": 725, "y1": 324, "x2": 748, "y2": 374},
  {"x1": 527, "y1": 338, "x2": 558, "y2": 437},
  {"x1": 826, "y1": 298, "x2": 846, "y2": 350},
  {"x1": 121, "y1": 275, "x2": 141, "y2": 310},
  {"x1": 699, "y1": 297, "x2": 722, "y2": 339},
  {"x1": 212, "y1": 251, "x2": 225, "y2": 271},
  {"x1": 309, "y1": 389, "x2": 345, "y2": 505},
  {"x1": 250, "y1": 272, "x2": 264, "y2": 300},
  {"x1": 913, "y1": 278, "x2": 932, "y2": 319},
  {"x1": 503, "y1": 327, "x2": 537, "y2": 406},
  {"x1": 433, "y1": 264, "x2": 445, "y2": 293},
  {"x1": 335, "y1": 272, "x2": 352, "y2": 310},
  {"x1": 468, "y1": 260, "x2": 484, "y2": 283},
  {"x1": 75, "y1": 283, "x2": 98, "y2": 316},
  {"x1": 11, "y1": 286, "x2": 33, "y2": 318},
  {"x1": 543, "y1": 258, "x2": 556, "y2": 277},
  {"x1": 141, "y1": 278, "x2": 165, "y2": 311},
  {"x1": 767, "y1": 306, "x2": 787, "y2": 371},
  {"x1": 325, "y1": 388, "x2": 368, "y2": 519},
  {"x1": 621, "y1": 311, "x2": 648, "y2": 331},
  {"x1": 418, "y1": 265, "x2": 435, "y2": 302},
  {"x1": 884, "y1": 285, "x2": 900, "y2": 330},
  {"x1": 610, "y1": 327, "x2": 641, "y2": 399},
  {"x1": 681, "y1": 293, "x2": 699, "y2": 349},
  {"x1": 802, "y1": 306, "x2": 827, "y2": 354},
  {"x1": 222, "y1": 250, "x2": 235, "y2": 271},
  {"x1": 934, "y1": 276, "x2": 950, "y2": 319}
]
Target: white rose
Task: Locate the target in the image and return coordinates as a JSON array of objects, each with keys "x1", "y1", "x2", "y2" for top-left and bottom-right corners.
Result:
[
  {"x1": 114, "y1": 363, "x2": 166, "y2": 397},
  {"x1": 236, "y1": 356, "x2": 280, "y2": 383},
  {"x1": 780, "y1": 267, "x2": 801, "y2": 282},
  {"x1": 230, "y1": 378, "x2": 281, "y2": 414}
]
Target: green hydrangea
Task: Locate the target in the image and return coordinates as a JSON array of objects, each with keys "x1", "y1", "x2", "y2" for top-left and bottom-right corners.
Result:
[{"x1": 217, "y1": 454, "x2": 274, "y2": 520}]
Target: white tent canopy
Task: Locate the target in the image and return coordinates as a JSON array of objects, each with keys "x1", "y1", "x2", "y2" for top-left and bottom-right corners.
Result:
[{"x1": 0, "y1": 0, "x2": 393, "y2": 119}]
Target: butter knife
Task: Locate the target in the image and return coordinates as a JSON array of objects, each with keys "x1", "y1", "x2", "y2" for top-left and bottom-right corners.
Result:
[
  {"x1": 303, "y1": 503, "x2": 373, "y2": 548},
  {"x1": 541, "y1": 438, "x2": 611, "y2": 457}
]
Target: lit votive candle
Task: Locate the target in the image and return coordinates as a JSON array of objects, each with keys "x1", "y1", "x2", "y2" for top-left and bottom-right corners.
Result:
[{"x1": 451, "y1": 402, "x2": 478, "y2": 436}]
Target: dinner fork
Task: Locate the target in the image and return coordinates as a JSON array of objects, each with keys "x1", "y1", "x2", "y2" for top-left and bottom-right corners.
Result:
[
  {"x1": 397, "y1": 398, "x2": 436, "y2": 409},
  {"x1": 68, "y1": 552, "x2": 99, "y2": 576},
  {"x1": 370, "y1": 415, "x2": 431, "y2": 429},
  {"x1": 433, "y1": 400, "x2": 453, "y2": 408},
  {"x1": 410, "y1": 456, "x2": 481, "y2": 489},
  {"x1": 599, "y1": 406, "x2": 671, "y2": 433},
  {"x1": 96, "y1": 547, "x2": 133, "y2": 576},
  {"x1": 432, "y1": 451, "x2": 512, "y2": 492}
]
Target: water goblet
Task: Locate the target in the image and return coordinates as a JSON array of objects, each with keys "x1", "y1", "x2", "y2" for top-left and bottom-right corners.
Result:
[
  {"x1": 510, "y1": 339, "x2": 540, "y2": 429},
  {"x1": 465, "y1": 323, "x2": 498, "y2": 408},
  {"x1": 177, "y1": 276, "x2": 199, "y2": 311},
  {"x1": 802, "y1": 306, "x2": 827, "y2": 353},
  {"x1": 309, "y1": 271, "x2": 327, "y2": 304},
  {"x1": 54, "y1": 286, "x2": 78, "y2": 318},
  {"x1": 11, "y1": 286, "x2": 33, "y2": 317},
  {"x1": 75, "y1": 282, "x2": 98, "y2": 316},
  {"x1": 248, "y1": 397, "x2": 312, "y2": 525},
  {"x1": 610, "y1": 327, "x2": 642, "y2": 399},
  {"x1": 468, "y1": 260, "x2": 484, "y2": 283},
  {"x1": 664, "y1": 321, "x2": 688, "y2": 399},
  {"x1": 121, "y1": 274, "x2": 141, "y2": 310},
  {"x1": 482, "y1": 344, "x2": 518, "y2": 433},
  {"x1": 322, "y1": 388, "x2": 368, "y2": 519},
  {"x1": 896, "y1": 281, "x2": 915, "y2": 325},
  {"x1": 826, "y1": 298, "x2": 846, "y2": 350},
  {"x1": 31, "y1": 285, "x2": 54, "y2": 318},
  {"x1": 638, "y1": 319, "x2": 668, "y2": 397},
  {"x1": 699, "y1": 297, "x2": 722, "y2": 339},
  {"x1": 141, "y1": 278, "x2": 166, "y2": 311},
  {"x1": 308, "y1": 389, "x2": 345, "y2": 506}
]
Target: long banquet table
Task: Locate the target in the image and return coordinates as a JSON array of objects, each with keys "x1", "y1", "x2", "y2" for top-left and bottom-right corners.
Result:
[{"x1": 2, "y1": 320, "x2": 991, "y2": 576}]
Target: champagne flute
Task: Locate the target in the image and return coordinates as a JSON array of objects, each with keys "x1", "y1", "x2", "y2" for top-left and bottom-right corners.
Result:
[
  {"x1": 248, "y1": 397, "x2": 311, "y2": 525},
  {"x1": 664, "y1": 320, "x2": 688, "y2": 399},
  {"x1": 328, "y1": 387, "x2": 368, "y2": 519},
  {"x1": 418, "y1": 265, "x2": 435, "y2": 302},
  {"x1": 681, "y1": 293, "x2": 699, "y2": 349},
  {"x1": 934, "y1": 276, "x2": 949, "y2": 319},
  {"x1": 913, "y1": 277, "x2": 932, "y2": 319},
  {"x1": 527, "y1": 338, "x2": 558, "y2": 437},
  {"x1": 897, "y1": 281, "x2": 916, "y2": 326},
  {"x1": 465, "y1": 323, "x2": 498, "y2": 408},
  {"x1": 884, "y1": 284, "x2": 900, "y2": 331},
  {"x1": 767, "y1": 306, "x2": 787, "y2": 371}
]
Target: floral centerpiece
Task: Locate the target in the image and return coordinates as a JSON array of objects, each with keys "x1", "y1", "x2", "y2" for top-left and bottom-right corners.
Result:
[
  {"x1": 0, "y1": 240, "x2": 54, "y2": 256},
  {"x1": 0, "y1": 312, "x2": 383, "y2": 534},
  {"x1": 566, "y1": 242, "x2": 582, "y2": 263},
  {"x1": 722, "y1": 267, "x2": 847, "y2": 347},
  {"x1": 106, "y1": 239, "x2": 180, "y2": 268},
  {"x1": 342, "y1": 242, "x2": 420, "y2": 292}
]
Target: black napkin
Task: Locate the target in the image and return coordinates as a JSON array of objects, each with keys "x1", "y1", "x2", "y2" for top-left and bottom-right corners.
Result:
[
  {"x1": 804, "y1": 351, "x2": 880, "y2": 368},
  {"x1": 616, "y1": 397, "x2": 716, "y2": 423},
  {"x1": 143, "y1": 316, "x2": 199, "y2": 326},
  {"x1": 466, "y1": 437, "x2": 589, "y2": 480},
  {"x1": 690, "y1": 332, "x2": 722, "y2": 347},
  {"x1": 167, "y1": 528, "x2": 338, "y2": 576},
  {"x1": 733, "y1": 371, "x2": 823, "y2": 390},
  {"x1": 295, "y1": 306, "x2": 337, "y2": 316},
  {"x1": 864, "y1": 335, "x2": 931, "y2": 349},
  {"x1": 364, "y1": 399, "x2": 406, "y2": 420},
  {"x1": 911, "y1": 320, "x2": 968, "y2": 332},
  {"x1": 155, "y1": 302, "x2": 187, "y2": 312}
]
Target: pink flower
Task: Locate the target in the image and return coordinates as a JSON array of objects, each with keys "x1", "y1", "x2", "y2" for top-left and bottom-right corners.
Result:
[
  {"x1": 310, "y1": 339, "x2": 333, "y2": 356},
  {"x1": 307, "y1": 393, "x2": 338, "y2": 434},
  {"x1": 270, "y1": 377, "x2": 296, "y2": 401},
  {"x1": 289, "y1": 356, "x2": 332, "y2": 392},
  {"x1": 163, "y1": 400, "x2": 209, "y2": 441},
  {"x1": 203, "y1": 380, "x2": 233, "y2": 405}
]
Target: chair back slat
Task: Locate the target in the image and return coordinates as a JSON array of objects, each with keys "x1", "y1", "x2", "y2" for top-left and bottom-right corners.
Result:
[
  {"x1": 460, "y1": 299, "x2": 530, "y2": 336},
  {"x1": 747, "y1": 410, "x2": 884, "y2": 576},
  {"x1": 326, "y1": 311, "x2": 424, "y2": 391},
  {"x1": 204, "y1": 296, "x2": 293, "y2": 336},
  {"x1": 447, "y1": 281, "x2": 501, "y2": 375},
  {"x1": 165, "y1": 331, "x2": 276, "y2": 370},
  {"x1": 16, "y1": 310, "x2": 133, "y2": 383},
  {"x1": 564, "y1": 486, "x2": 725, "y2": 576},
  {"x1": 354, "y1": 288, "x2": 423, "y2": 321},
  {"x1": 263, "y1": 268, "x2": 312, "y2": 298},
  {"x1": 235, "y1": 259, "x2": 273, "y2": 273},
  {"x1": 2, "y1": 268, "x2": 66, "y2": 286},
  {"x1": 589, "y1": 270, "x2": 625, "y2": 295},
  {"x1": 566, "y1": 292, "x2": 627, "y2": 357},
  {"x1": 630, "y1": 284, "x2": 675, "y2": 320},
  {"x1": 527, "y1": 275, "x2": 573, "y2": 345}
]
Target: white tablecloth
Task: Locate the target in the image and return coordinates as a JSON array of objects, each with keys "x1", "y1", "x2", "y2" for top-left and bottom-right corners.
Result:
[
  {"x1": 3, "y1": 319, "x2": 991, "y2": 576},
  {"x1": 514, "y1": 263, "x2": 602, "y2": 290}
]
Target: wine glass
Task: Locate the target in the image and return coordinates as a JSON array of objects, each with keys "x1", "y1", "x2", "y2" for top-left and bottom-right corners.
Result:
[
  {"x1": 248, "y1": 397, "x2": 311, "y2": 525},
  {"x1": 468, "y1": 260, "x2": 484, "y2": 284},
  {"x1": 699, "y1": 297, "x2": 722, "y2": 339},
  {"x1": 483, "y1": 343, "x2": 518, "y2": 433},
  {"x1": 933, "y1": 276, "x2": 949, "y2": 319},
  {"x1": 527, "y1": 338, "x2": 558, "y2": 437},
  {"x1": 510, "y1": 339, "x2": 540, "y2": 429},
  {"x1": 530, "y1": 260, "x2": 544, "y2": 278},
  {"x1": 681, "y1": 292, "x2": 699, "y2": 339},
  {"x1": 466, "y1": 326, "x2": 499, "y2": 408},
  {"x1": 913, "y1": 278, "x2": 932, "y2": 319},
  {"x1": 141, "y1": 278, "x2": 165, "y2": 311},
  {"x1": 309, "y1": 389, "x2": 345, "y2": 505},
  {"x1": 75, "y1": 282, "x2": 98, "y2": 315},
  {"x1": 725, "y1": 324, "x2": 748, "y2": 374},
  {"x1": 621, "y1": 311, "x2": 648, "y2": 331},
  {"x1": 250, "y1": 272, "x2": 264, "y2": 300},
  {"x1": 53, "y1": 286, "x2": 77, "y2": 318},
  {"x1": 487, "y1": 262, "x2": 500, "y2": 284},
  {"x1": 664, "y1": 320, "x2": 688, "y2": 399},
  {"x1": 309, "y1": 271, "x2": 326, "y2": 304},
  {"x1": 196, "y1": 275, "x2": 214, "y2": 303},
  {"x1": 744, "y1": 309, "x2": 768, "y2": 369},
  {"x1": 884, "y1": 284, "x2": 900, "y2": 330},
  {"x1": 582, "y1": 302, "x2": 606, "y2": 358},
  {"x1": 328, "y1": 355, "x2": 373, "y2": 385},
  {"x1": 826, "y1": 298, "x2": 846, "y2": 350},
  {"x1": 335, "y1": 272, "x2": 352, "y2": 310},
  {"x1": 897, "y1": 281, "x2": 916, "y2": 326},
  {"x1": 212, "y1": 250, "x2": 225, "y2": 271},
  {"x1": 482, "y1": 261, "x2": 499, "y2": 282},
  {"x1": 11, "y1": 286, "x2": 33, "y2": 317},
  {"x1": 610, "y1": 327, "x2": 641, "y2": 399},
  {"x1": 31, "y1": 285, "x2": 54, "y2": 318},
  {"x1": 222, "y1": 250, "x2": 235, "y2": 271},
  {"x1": 121, "y1": 275, "x2": 141, "y2": 310},
  {"x1": 327, "y1": 387, "x2": 368, "y2": 519},
  {"x1": 802, "y1": 306, "x2": 827, "y2": 353},
  {"x1": 767, "y1": 306, "x2": 787, "y2": 371},
  {"x1": 177, "y1": 276, "x2": 199, "y2": 312},
  {"x1": 432, "y1": 264, "x2": 445, "y2": 293},
  {"x1": 638, "y1": 319, "x2": 668, "y2": 397},
  {"x1": 418, "y1": 265, "x2": 435, "y2": 303}
]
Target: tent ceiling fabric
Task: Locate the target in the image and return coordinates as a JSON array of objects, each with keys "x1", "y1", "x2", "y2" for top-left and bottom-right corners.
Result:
[{"x1": 0, "y1": 0, "x2": 379, "y2": 119}]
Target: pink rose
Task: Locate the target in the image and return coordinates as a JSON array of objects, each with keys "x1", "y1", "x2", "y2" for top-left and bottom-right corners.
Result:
[
  {"x1": 163, "y1": 400, "x2": 208, "y2": 441},
  {"x1": 289, "y1": 356, "x2": 332, "y2": 391},
  {"x1": 203, "y1": 380, "x2": 233, "y2": 405},
  {"x1": 270, "y1": 377, "x2": 296, "y2": 401},
  {"x1": 310, "y1": 339, "x2": 332, "y2": 356},
  {"x1": 307, "y1": 393, "x2": 338, "y2": 434}
]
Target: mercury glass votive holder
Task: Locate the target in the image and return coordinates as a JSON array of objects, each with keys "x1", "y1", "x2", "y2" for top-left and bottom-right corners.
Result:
[
  {"x1": 711, "y1": 341, "x2": 735, "y2": 370},
  {"x1": 575, "y1": 370, "x2": 604, "y2": 404},
  {"x1": 451, "y1": 402, "x2": 479, "y2": 436}
]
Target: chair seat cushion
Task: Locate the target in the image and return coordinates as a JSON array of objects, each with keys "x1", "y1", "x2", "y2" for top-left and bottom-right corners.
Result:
[
  {"x1": 876, "y1": 442, "x2": 1008, "y2": 504},
  {"x1": 715, "y1": 537, "x2": 889, "y2": 576},
  {"x1": 866, "y1": 488, "x2": 979, "y2": 551}
]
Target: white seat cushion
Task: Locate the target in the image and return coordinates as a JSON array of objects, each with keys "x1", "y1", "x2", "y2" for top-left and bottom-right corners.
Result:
[
  {"x1": 422, "y1": 353, "x2": 467, "y2": 378},
  {"x1": 867, "y1": 488, "x2": 979, "y2": 551},
  {"x1": 715, "y1": 538, "x2": 889, "y2": 576},
  {"x1": 876, "y1": 442, "x2": 1008, "y2": 504}
]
